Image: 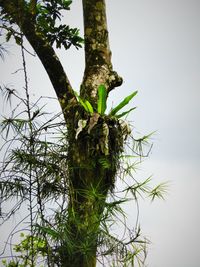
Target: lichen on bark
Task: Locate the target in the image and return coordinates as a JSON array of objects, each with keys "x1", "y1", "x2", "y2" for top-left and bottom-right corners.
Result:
[{"x1": 81, "y1": 0, "x2": 123, "y2": 107}]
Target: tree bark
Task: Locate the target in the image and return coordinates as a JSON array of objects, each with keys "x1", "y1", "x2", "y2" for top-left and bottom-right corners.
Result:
[{"x1": 81, "y1": 0, "x2": 123, "y2": 106}]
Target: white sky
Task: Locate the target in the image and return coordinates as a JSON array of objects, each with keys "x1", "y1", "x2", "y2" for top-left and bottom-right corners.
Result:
[{"x1": 1, "y1": 0, "x2": 200, "y2": 266}]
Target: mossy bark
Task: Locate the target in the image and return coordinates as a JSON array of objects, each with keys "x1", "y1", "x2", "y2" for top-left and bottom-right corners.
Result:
[{"x1": 62, "y1": 106, "x2": 124, "y2": 267}]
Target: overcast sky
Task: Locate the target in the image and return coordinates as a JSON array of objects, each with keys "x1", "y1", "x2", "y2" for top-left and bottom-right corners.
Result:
[{"x1": 1, "y1": 1, "x2": 200, "y2": 267}]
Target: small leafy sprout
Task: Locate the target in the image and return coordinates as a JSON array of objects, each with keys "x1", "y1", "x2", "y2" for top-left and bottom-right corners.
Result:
[{"x1": 149, "y1": 182, "x2": 169, "y2": 201}]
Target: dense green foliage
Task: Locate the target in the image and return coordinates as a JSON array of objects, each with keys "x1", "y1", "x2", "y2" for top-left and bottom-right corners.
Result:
[
  {"x1": 36, "y1": 0, "x2": 83, "y2": 49},
  {"x1": 0, "y1": 0, "x2": 83, "y2": 49}
]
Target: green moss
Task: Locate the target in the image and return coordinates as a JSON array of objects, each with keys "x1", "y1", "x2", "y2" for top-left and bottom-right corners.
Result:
[
  {"x1": 85, "y1": 27, "x2": 92, "y2": 35},
  {"x1": 96, "y1": 2, "x2": 104, "y2": 9}
]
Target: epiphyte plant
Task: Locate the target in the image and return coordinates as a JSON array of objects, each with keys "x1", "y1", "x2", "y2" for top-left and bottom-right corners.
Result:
[{"x1": 75, "y1": 84, "x2": 138, "y2": 118}]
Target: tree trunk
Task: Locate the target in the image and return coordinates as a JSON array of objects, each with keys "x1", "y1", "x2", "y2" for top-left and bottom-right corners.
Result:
[
  {"x1": 57, "y1": 1, "x2": 124, "y2": 266},
  {"x1": 81, "y1": 0, "x2": 122, "y2": 104},
  {"x1": 63, "y1": 108, "x2": 124, "y2": 266}
]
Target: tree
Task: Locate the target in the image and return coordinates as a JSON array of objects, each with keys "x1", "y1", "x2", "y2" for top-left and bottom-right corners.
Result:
[{"x1": 0, "y1": 1, "x2": 166, "y2": 266}]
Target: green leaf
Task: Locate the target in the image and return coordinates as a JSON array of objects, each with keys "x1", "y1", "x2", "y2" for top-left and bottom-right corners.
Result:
[
  {"x1": 149, "y1": 182, "x2": 169, "y2": 201},
  {"x1": 84, "y1": 100, "x2": 94, "y2": 113},
  {"x1": 98, "y1": 157, "x2": 111, "y2": 169},
  {"x1": 6, "y1": 31, "x2": 12, "y2": 42},
  {"x1": 79, "y1": 99, "x2": 88, "y2": 112},
  {"x1": 115, "y1": 107, "x2": 136, "y2": 118},
  {"x1": 106, "y1": 199, "x2": 130, "y2": 207},
  {"x1": 74, "y1": 91, "x2": 93, "y2": 113},
  {"x1": 109, "y1": 91, "x2": 138, "y2": 116},
  {"x1": 14, "y1": 36, "x2": 22, "y2": 45},
  {"x1": 35, "y1": 224, "x2": 59, "y2": 239},
  {"x1": 97, "y1": 84, "x2": 107, "y2": 115}
]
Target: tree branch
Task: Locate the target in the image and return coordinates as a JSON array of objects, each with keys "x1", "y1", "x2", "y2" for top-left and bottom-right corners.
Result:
[
  {"x1": 81, "y1": 0, "x2": 123, "y2": 104},
  {"x1": 0, "y1": 0, "x2": 76, "y2": 118}
]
